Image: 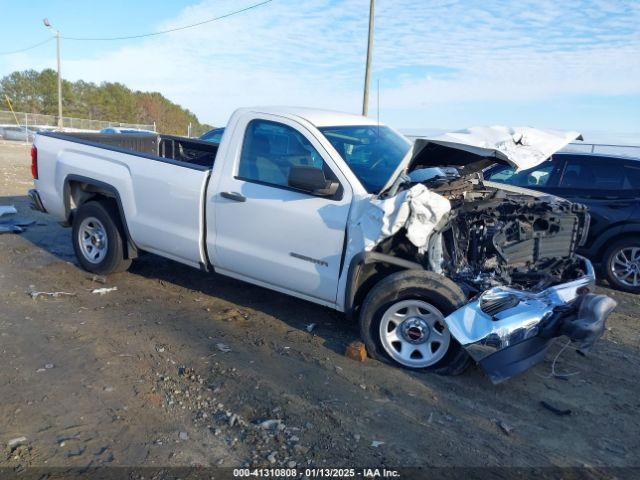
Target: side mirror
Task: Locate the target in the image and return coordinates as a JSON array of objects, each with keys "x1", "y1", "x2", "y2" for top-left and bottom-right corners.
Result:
[{"x1": 288, "y1": 165, "x2": 339, "y2": 197}]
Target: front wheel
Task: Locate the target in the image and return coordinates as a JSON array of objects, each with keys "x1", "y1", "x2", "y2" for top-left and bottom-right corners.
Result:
[
  {"x1": 359, "y1": 270, "x2": 472, "y2": 376},
  {"x1": 72, "y1": 200, "x2": 132, "y2": 275}
]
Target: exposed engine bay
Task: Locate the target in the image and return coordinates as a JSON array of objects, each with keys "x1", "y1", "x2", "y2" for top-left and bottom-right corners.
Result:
[
  {"x1": 432, "y1": 176, "x2": 590, "y2": 294},
  {"x1": 374, "y1": 172, "x2": 590, "y2": 295}
]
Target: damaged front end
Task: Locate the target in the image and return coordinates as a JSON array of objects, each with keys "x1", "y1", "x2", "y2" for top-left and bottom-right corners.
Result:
[
  {"x1": 357, "y1": 126, "x2": 617, "y2": 383},
  {"x1": 445, "y1": 257, "x2": 616, "y2": 383}
]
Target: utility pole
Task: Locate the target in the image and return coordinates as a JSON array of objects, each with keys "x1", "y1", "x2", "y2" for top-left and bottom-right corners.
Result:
[
  {"x1": 43, "y1": 18, "x2": 63, "y2": 129},
  {"x1": 362, "y1": 0, "x2": 375, "y2": 116}
]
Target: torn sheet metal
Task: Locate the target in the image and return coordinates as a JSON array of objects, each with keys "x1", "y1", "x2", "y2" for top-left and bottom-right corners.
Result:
[
  {"x1": 412, "y1": 126, "x2": 582, "y2": 173},
  {"x1": 349, "y1": 184, "x2": 451, "y2": 254}
]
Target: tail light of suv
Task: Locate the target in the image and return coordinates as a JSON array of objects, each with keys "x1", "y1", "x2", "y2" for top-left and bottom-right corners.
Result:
[{"x1": 31, "y1": 145, "x2": 38, "y2": 179}]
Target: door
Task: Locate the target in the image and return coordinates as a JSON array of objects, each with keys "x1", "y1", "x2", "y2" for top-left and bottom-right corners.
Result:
[
  {"x1": 544, "y1": 155, "x2": 640, "y2": 250},
  {"x1": 211, "y1": 116, "x2": 352, "y2": 304},
  {"x1": 126, "y1": 156, "x2": 210, "y2": 268}
]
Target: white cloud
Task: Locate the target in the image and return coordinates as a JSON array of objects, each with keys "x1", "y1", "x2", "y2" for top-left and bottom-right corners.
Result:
[{"x1": 3, "y1": 0, "x2": 639, "y2": 129}]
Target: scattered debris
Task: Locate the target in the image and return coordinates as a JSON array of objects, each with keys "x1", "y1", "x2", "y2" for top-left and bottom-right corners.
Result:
[
  {"x1": 0, "y1": 205, "x2": 17, "y2": 217},
  {"x1": 179, "y1": 431, "x2": 189, "y2": 440},
  {"x1": 7, "y1": 436, "x2": 27, "y2": 450},
  {"x1": 88, "y1": 274, "x2": 107, "y2": 284},
  {"x1": 67, "y1": 447, "x2": 85, "y2": 457},
  {"x1": 91, "y1": 286, "x2": 118, "y2": 295},
  {"x1": 228, "y1": 414, "x2": 238, "y2": 427},
  {"x1": 496, "y1": 420, "x2": 514, "y2": 435},
  {"x1": 345, "y1": 341, "x2": 367, "y2": 362},
  {"x1": 266, "y1": 452, "x2": 277, "y2": 464},
  {"x1": 258, "y1": 419, "x2": 283, "y2": 430},
  {"x1": 371, "y1": 440, "x2": 385, "y2": 448},
  {"x1": 216, "y1": 343, "x2": 231, "y2": 353},
  {"x1": 540, "y1": 400, "x2": 572, "y2": 416},
  {"x1": 29, "y1": 291, "x2": 76, "y2": 300},
  {"x1": 306, "y1": 323, "x2": 316, "y2": 333},
  {"x1": 0, "y1": 224, "x2": 21, "y2": 234},
  {"x1": 215, "y1": 308, "x2": 249, "y2": 322},
  {"x1": 0, "y1": 218, "x2": 36, "y2": 233},
  {"x1": 45, "y1": 363, "x2": 54, "y2": 369},
  {"x1": 0, "y1": 205, "x2": 35, "y2": 234}
]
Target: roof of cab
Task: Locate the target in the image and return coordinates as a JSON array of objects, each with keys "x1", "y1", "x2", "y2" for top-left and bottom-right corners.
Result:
[{"x1": 239, "y1": 106, "x2": 381, "y2": 128}]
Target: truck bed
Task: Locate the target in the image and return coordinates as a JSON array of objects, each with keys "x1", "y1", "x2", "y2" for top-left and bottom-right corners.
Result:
[{"x1": 39, "y1": 131, "x2": 218, "y2": 169}]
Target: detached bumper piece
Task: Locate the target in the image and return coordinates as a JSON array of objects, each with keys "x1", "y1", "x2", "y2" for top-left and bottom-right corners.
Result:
[
  {"x1": 444, "y1": 257, "x2": 617, "y2": 383},
  {"x1": 28, "y1": 189, "x2": 47, "y2": 213}
]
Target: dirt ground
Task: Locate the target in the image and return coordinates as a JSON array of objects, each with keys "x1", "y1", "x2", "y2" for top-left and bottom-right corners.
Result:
[{"x1": 1, "y1": 140, "x2": 639, "y2": 473}]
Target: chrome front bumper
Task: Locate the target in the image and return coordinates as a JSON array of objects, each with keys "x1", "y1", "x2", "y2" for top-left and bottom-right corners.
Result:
[{"x1": 444, "y1": 257, "x2": 616, "y2": 383}]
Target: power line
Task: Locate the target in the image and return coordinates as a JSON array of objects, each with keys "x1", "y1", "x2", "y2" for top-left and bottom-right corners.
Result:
[
  {"x1": 0, "y1": 1, "x2": 272, "y2": 55},
  {"x1": 61, "y1": 0, "x2": 273, "y2": 41},
  {"x1": 0, "y1": 37, "x2": 54, "y2": 56}
]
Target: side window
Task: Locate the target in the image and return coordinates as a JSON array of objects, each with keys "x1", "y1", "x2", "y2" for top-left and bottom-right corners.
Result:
[
  {"x1": 623, "y1": 163, "x2": 640, "y2": 189},
  {"x1": 558, "y1": 158, "x2": 635, "y2": 190},
  {"x1": 485, "y1": 161, "x2": 556, "y2": 187},
  {"x1": 238, "y1": 120, "x2": 326, "y2": 188}
]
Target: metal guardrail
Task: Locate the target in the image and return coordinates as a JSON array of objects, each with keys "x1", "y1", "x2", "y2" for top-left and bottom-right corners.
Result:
[{"x1": 0, "y1": 109, "x2": 155, "y2": 132}]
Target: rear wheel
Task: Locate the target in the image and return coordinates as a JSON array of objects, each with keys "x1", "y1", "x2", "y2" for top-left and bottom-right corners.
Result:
[
  {"x1": 359, "y1": 270, "x2": 472, "y2": 376},
  {"x1": 603, "y1": 238, "x2": 640, "y2": 293},
  {"x1": 72, "y1": 200, "x2": 131, "y2": 275}
]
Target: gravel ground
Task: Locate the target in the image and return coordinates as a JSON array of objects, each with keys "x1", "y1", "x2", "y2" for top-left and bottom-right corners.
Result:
[{"x1": 1, "y1": 140, "x2": 639, "y2": 472}]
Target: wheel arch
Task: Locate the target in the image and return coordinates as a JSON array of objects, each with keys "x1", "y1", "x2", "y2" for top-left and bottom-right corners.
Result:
[
  {"x1": 343, "y1": 251, "x2": 424, "y2": 321},
  {"x1": 63, "y1": 174, "x2": 137, "y2": 259},
  {"x1": 589, "y1": 225, "x2": 640, "y2": 262}
]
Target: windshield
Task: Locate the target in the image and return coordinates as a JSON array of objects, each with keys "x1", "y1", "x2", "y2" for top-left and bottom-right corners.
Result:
[
  {"x1": 319, "y1": 125, "x2": 411, "y2": 193},
  {"x1": 485, "y1": 161, "x2": 556, "y2": 188}
]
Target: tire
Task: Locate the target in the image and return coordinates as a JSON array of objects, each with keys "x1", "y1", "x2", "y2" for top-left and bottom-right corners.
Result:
[
  {"x1": 72, "y1": 200, "x2": 132, "y2": 275},
  {"x1": 359, "y1": 270, "x2": 472, "y2": 376},
  {"x1": 602, "y1": 237, "x2": 640, "y2": 294}
]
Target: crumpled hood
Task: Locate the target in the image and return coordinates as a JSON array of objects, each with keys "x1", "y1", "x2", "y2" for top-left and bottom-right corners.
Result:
[{"x1": 407, "y1": 126, "x2": 582, "y2": 176}]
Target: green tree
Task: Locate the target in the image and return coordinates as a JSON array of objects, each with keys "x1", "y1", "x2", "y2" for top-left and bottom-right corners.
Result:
[{"x1": 0, "y1": 69, "x2": 213, "y2": 135}]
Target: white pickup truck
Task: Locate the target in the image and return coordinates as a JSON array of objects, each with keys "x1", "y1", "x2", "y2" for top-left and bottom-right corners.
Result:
[{"x1": 29, "y1": 107, "x2": 616, "y2": 383}]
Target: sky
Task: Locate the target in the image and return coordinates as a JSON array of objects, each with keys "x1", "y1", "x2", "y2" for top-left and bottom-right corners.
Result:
[{"x1": 0, "y1": 0, "x2": 639, "y2": 143}]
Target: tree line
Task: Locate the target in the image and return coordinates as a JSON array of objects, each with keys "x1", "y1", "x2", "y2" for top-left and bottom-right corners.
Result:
[{"x1": 0, "y1": 69, "x2": 213, "y2": 136}]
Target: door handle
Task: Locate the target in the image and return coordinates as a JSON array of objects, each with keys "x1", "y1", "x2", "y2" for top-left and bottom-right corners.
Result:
[{"x1": 221, "y1": 191, "x2": 246, "y2": 202}]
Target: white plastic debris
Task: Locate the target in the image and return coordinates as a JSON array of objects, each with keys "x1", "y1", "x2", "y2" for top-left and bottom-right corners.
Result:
[
  {"x1": 0, "y1": 205, "x2": 17, "y2": 217},
  {"x1": 7, "y1": 436, "x2": 28, "y2": 450},
  {"x1": 216, "y1": 343, "x2": 231, "y2": 353},
  {"x1": 371, "y1": 440, "x2": 385, "y2": 448},
  {"x1": 91, "y1": 286, "x2": 118, "y2": 295},
  {"x1": 29, "y1": 291, "x2": 76, "y2": 299},
  {"x1": 258, "y1": 419, "x2": 283, "y2": 430},
  {"x1": 306, "y1": 323, "x2": 316, "y2": 333},
  {"x1": 354, "y1": 184, "x2": 451, "y2": 254}
]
